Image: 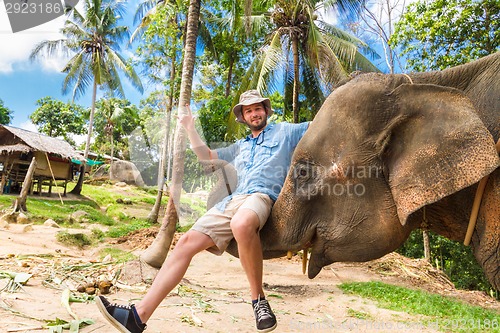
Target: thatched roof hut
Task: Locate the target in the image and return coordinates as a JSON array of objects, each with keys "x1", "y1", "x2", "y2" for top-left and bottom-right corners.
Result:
[
  {"x1": 0, "y1": 125, "x2": 83, "y2": 195},
  {"x1": 0, "y1": 125, "x2": 82, "y2": 160}
]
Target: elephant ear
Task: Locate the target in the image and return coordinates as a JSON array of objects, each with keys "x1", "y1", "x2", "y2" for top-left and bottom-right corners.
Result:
[{"x1": 381, "y1": 84, "x2": 499, "y2": 225}]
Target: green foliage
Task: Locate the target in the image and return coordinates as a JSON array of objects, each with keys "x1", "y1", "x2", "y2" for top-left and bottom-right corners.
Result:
[
  {"x1": 91, "y1": 97, "x2": 142, "y2": 159},
  {"x1": 398, "y1": 230, "x2": 492, "y2": 292},
  {"x1": 134, "y1": 1, "x2": 184, "y2": 89},
  {"x1": 30, "y1": 97, "x2": 86, "y2": 145},
  {"x1": 340, "y1": 281, "x2": 500, "y2": 332},
  {"x1": 181, "y1": 149, "x2": 214, "y2": 193},
  {"x1": 241, "y1": 0, "x2": 379, "y2": 122},
  {"x1": 0, "y1": 98, "x2": 13, "y2": 125},
  {"x1": 197, "y1": 94, "x2": 232, "y2": 145},
  {"x1": 391, "y1": 0, "x2": 500, "y2": 71}
]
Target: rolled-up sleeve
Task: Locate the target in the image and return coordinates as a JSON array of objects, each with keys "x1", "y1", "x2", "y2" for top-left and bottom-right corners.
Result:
[
  {"x1": 286, "y1": 122, "x2": 309, "y2": 148},
  {"x1": 215, "y1": 142, "x2": 239, "y2": 163}
]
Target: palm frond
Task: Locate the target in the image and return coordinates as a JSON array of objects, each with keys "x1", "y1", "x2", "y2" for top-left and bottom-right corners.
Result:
[
  {"x1": 62, "y1": 52, "x2": 93, "y2": 100},
  {"x1": 29, "y1": 39, "x2": 70, "y2": 61},
  {"x1": 106, "y1": 47, "x2": 144, "y2": 93},
  {"x1": 133, "y1": 0, "x2": 157, "y2": 25}
]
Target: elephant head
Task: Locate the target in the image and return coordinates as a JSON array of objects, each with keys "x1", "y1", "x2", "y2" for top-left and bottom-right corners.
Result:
[
  {"x1": 221, "y1": 54, "x2": 499, "y2": 289},
  {"x1": 258, "y1": 77, "x2": 499, "y2": 288}
]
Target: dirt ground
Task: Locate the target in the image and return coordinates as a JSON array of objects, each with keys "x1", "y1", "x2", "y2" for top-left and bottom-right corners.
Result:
[{"x1": 0, "y1": 202, "x2": 499, "y2": 332}]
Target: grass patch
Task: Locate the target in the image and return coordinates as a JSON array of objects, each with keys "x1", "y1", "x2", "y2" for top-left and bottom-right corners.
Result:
[
  {"x1": 82, "y1": 184, "x2": 160, "y2": 206},
  {"x1": 106, "y1": 219, "x2": 153, "y2": 238},
  {"x1": 56, "y1": 231, "x2": 93, "y2": 248},
  {"x1": 346, "y1": 308, "x2": 372, "y2": 320},
  {"x1": 0, "y1": 196, "x2": 114, "y2": 226},
  {"x1": 339, "y1": 281, "x2": 499, "y2": 332},
  {"x1": 98, "y1": 247, "x2": 136, "y2": 263}
]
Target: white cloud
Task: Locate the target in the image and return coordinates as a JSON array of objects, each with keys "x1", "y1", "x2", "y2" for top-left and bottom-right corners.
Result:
[
  {"x1": 71, "y1": 133, "x2": 87, "y2": 146},
  {"x1": 18, "y1": 120, "x2": 38, "y2": 132},
  {"x1": 0, "y1": 1, "x2": 79, "y2": 73}
]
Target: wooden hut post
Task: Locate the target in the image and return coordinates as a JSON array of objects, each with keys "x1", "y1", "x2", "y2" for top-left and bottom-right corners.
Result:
[
  {"x1": 13, "y1": 157, "x2": 36, "y2": 212},
  {"x1": 0, "y1": 157, "x2": 9, "y2": 194}
]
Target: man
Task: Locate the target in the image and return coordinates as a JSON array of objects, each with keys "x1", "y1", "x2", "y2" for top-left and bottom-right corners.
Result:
[{"x1": 96, "y1": 90, "x2": 309, "y2": 333}]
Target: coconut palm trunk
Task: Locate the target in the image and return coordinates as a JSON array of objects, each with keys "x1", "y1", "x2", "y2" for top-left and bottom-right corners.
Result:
[
  {"x1": 71, "y1": 79, "x2": 98, "y2": 194},
  {"x1": 140, "y1": 0, "x2": 200, "y2": 267},
  {"x1": 292, "y1": 33, "x2": 300, "y2": 123}
]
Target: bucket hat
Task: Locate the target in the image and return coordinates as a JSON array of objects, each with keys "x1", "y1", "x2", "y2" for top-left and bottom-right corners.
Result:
[{"x1": 233, "y1": 90, "x2": 273, "y2": 123}]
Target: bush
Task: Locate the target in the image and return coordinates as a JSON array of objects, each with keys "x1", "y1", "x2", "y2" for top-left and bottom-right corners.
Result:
[{"x1": 397, "y1": 230, "x2": 492, "y2": 292}]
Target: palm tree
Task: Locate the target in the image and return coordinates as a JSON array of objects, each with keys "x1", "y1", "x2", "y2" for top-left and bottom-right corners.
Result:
[
  {"x1": 94, "y1": 97, "x2": 143, "y2": 178},
  {"x1": 132, "y1": 0, "x2": 183, "y2": 223},
  {"x1": 30, "y1": 0, "x2": 143, "y2": 194},
  {"x1": 140, "y1": 0, "x2": 201, "y2": 268},
  {"x1": 242, "y1": 0, "x2": 378, "y2": 122},
  {"x1": 132, "y1": 0, "x2": 217, "y2": 223}
]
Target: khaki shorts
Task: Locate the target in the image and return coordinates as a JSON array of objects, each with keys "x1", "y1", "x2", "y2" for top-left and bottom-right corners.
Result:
[{"x1": 191, "y1": 193, "x2": 273, "y2": 255}]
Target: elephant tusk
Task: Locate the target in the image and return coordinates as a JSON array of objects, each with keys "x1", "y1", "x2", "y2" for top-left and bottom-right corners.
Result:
[
  {"x1": 287, "y1": 251, "x2": 293, "y2": 259},
  {"x1": 302, "y1": 249, "x2": 309, "y2": 275}
]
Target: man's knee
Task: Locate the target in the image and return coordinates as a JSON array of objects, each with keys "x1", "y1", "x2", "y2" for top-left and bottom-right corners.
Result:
[
  {"x1": 175, "y1": 230, "x2": 213, "y2": 256},
  {"x1": 230, "y1": 211, "x2": 260, "y2": 238}
]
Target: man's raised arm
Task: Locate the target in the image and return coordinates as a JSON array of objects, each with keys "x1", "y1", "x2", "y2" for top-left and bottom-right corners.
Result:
[{"x1": 178, "y1": 104, "x2": 218, "y2": 161}]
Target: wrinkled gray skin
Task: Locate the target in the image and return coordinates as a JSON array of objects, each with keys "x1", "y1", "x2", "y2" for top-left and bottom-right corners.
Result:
[{"x1": 222, "y1": 53, "x2": 500, "y2": 290}]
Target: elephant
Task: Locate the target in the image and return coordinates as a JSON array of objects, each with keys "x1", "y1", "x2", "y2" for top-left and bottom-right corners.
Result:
[{"x1": 224, "y1": 52, "x2": 500, "y2": 290}]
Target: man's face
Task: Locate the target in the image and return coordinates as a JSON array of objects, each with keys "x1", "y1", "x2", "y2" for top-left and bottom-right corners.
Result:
[{"x1": 242, "y1": 102, "x2": 268, "y2": 131}]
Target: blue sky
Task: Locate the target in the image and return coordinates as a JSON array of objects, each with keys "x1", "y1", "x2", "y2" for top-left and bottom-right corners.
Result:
[{"x1": 0, "y1": 0, "x2": 147, "y2": 131}]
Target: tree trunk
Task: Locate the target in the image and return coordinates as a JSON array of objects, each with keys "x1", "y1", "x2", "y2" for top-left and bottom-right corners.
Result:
[
  {"x1": 110, "y1": 132, "x2": 114, "y2": 180},
  {"x1": 147, "y1": 47, "x2": 178, "y2": 223},
  {"x1": 147, "y1": 95, "x2": 173, "y2": 223},
  {"x1": 71, "y1": 80, "x2": 98, "y2": 194},
  {"x1": 292, "y1": 33, "x2": 300, "y2": 123},
  {"x1": 141, "y1": 0, "x2": 200, "y2": 268},
  {"x1": 225, "y1": 54, "x2": 234, "y2": 98},
  {"x1": 423, "y1": 230, "x2": 431, "y2": 262},
  {"x1": 13, "y1": 157, "x2": 36, "y2": 212}
]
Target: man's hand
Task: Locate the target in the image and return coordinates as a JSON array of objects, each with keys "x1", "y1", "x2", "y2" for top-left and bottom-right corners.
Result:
[
  {"x1": 177, "y1": 104, "x2": 214, "y2": 161},
  {"x1": 178, "y1": 104, "x2": 196, "y2": 132}
]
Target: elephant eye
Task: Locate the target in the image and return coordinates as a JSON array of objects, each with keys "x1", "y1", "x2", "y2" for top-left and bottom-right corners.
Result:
[
  {"x1": 293, "y1": 164, "x2": 312, "y2": 180},
  {"x1": 292, "y1": 161, "x2": 320, "y2": 199}
]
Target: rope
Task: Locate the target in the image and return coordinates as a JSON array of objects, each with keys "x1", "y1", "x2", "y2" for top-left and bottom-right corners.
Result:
[
  {"x1": 45, "y1": 152, "x2": 64, "y2": 205},
  {"x1": 464, "y1": 138, "x2": 500, "y2": 246},
  {"x1": 402, "y1": 73, "x2": 414, "y2": 84}
]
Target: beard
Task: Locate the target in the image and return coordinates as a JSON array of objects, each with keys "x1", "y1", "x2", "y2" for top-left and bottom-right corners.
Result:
[{"x1": 246, "y1": 117, "x2": 267, "y2": 132}]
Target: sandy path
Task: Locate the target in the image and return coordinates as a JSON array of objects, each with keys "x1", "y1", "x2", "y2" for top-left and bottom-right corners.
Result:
[{"x1": 0, "y1": 224, "x2": 496, "y2": 333}]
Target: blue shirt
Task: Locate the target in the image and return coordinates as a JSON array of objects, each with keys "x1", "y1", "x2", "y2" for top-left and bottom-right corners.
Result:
[{"x1": 215, "y1": 122, "x2": 309, "y2": 211}]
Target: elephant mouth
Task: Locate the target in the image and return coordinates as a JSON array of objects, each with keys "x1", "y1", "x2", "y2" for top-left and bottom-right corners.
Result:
[{"x1": 285, "y1": 228, "x2": 322, "y2": 279}]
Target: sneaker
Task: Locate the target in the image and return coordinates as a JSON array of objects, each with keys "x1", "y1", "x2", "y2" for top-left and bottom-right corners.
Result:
[
  {"x1": 96, "y1": 295, "x2": 147, "y2": 333},
  {"x1": 252, "y1": 297, "x2": 277, "y2": 332}
]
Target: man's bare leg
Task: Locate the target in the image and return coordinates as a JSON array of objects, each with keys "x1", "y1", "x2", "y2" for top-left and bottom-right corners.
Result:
[
  {"x1": 230, "y1": 208, "x2": 264, "y2": 299},
  {"x1": 134, "y1": 230, "x2": 215, "y2": 322}
]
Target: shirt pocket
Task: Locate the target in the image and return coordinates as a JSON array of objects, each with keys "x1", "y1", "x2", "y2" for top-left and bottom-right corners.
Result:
[{"x1": 259, "y1": 141, "x2": 279, "y2": 157}]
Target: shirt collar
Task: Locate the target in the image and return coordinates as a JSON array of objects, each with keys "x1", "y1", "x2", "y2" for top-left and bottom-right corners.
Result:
[{"x1": 244, "y1": 123, "x2": 275, "y2": 142}]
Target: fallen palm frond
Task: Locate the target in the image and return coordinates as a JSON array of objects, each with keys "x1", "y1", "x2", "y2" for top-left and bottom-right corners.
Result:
[
  {"x1": 61, "y1": 289, "x2": 79, "y2": 320},
  {"x1": 0, "y1": 271, "x2": 32, "y2": 293},
  {"x1": 6, "y1": 325, "x2": 44, "y2": 332},
  {"x1": 0, "y1": 297, "x2": 45, "y2": 322},
  {"x1": 46, "y1": 318, "x2": 94, "y2": 333}
]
